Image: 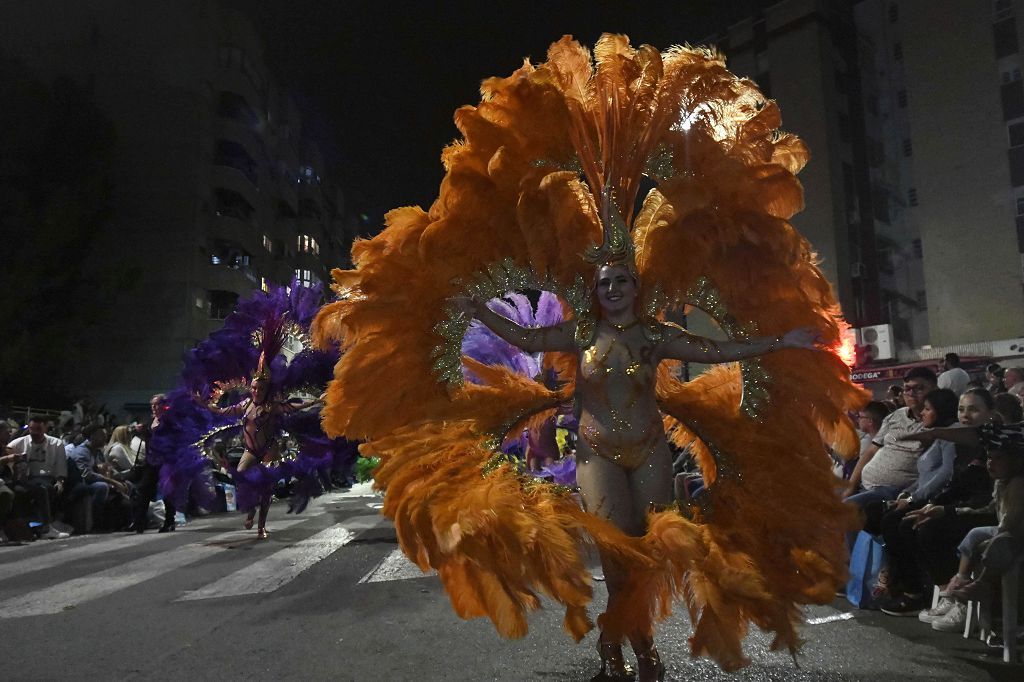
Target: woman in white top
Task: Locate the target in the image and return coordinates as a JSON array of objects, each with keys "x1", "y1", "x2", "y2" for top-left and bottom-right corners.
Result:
[{"x1": 103, "y1": 425, "x2": 137, "y2": 475}]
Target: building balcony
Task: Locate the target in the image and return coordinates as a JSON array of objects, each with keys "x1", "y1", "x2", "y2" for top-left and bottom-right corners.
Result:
[
  {"x1": 213, "y1": 67, "x2": 262, "y2": 116},
  {"x1": 209, "y1": 213, "x2": 260, "y2": 256},
  {"x1": 210, "y1": 164, "x2": 259, "y2": 209},
  {"x1": 216, "y1": 118, "x2": 263, "y2": 163},
  {"x1": 199, "y1": 259, "x2": 259, "y2": 295}
]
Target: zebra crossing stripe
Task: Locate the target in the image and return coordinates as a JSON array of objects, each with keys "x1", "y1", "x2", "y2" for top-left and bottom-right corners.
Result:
[
  {"x1": 0, "y1": 532, "x2": 170, "y2": 582},
  {"x1": 358, "y1": 547, "x2": 436, "y2": 583},
  {"x1": 0, "y1": 517, "x2": 308, "y2": 619},
  {"x1": 176, "y1": 514, "x2": 382, "y2": 601}
]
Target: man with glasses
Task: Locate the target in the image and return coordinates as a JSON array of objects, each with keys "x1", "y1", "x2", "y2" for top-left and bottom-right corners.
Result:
[{"x1": 844, "y1": 367, "x2": 938, "y2": 509}]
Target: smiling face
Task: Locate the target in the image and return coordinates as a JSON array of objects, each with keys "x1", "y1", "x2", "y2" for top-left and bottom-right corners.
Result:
[
  {"x1": 595, "y1": 264, "x2": 638, "y2": 317},
  {"x1": 251, "y1": 375, "x2": 270, "y2": 404},
  {"x1": 958, "y1": 393, "x2": 993, "y2": 426}
]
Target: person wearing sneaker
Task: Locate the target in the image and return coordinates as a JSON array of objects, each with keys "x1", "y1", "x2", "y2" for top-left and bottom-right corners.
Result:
[
  {"x1": 6, "y1": 416, "x2": 69, "y2": 539},
  {"x1": 943, "y1": 443, "x2": 1024, "y2": 605},
  {"x1": 876, "y1": 389, "x2": 960, "y2": 616},
  {"x1": 877, "y1": 389, "x2": 996, "y2": 618}
]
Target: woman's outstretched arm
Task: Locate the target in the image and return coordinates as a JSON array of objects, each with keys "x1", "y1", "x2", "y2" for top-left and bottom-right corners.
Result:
[
  {"x1": 452, "y1": 296, "x2": 577, "y2": 353},
  {"x1": 658, "y1": 325, "x2": 820, "y2": 363}
]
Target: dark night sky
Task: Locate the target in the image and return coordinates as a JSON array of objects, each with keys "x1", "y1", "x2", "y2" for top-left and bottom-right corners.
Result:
[{"x1": 234, "y1": 0, "x2": 774, "y2": 224}]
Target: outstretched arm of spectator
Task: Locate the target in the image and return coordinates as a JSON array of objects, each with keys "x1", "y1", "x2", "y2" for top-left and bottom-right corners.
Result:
[
  {"x1": 843, "y1": 442, "x2": 879, "y2": 498},
  {"x1": 902, "y1": 425, "x2": 979, "y2": 448}
]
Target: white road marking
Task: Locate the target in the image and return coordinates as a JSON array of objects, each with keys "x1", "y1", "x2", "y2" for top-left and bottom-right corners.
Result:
[
  {"x1": 0, "y1": 517, "x2": 307, "y2": 618},
  {"x1": 0, "y1": 532, "x2": 170, "y2": 582},
  {"x1": 359, "y1": 547, "x2": 436, "y2": 584},
  {"x1": 807, "y1": 612, "x2": 855, "y2": 625},
  {"x1": 177, "y1": 514, "x2": 381, "y2": 601}
]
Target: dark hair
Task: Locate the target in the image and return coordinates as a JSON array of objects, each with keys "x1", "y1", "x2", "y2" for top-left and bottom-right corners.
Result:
[
  {"x1": 904, "y1": 366, "x2": 938, "y2": 385},
  {"x1": 994, "y1": 393, "x2": 1024, "y2": 424},
  {"x1": 862, "y1": 400, "x2": 892, "y2": 426},
  {"x1": 28, "y1": 415, "x2": 46, "y2": 424},
  {"x1": 963, "y1": 387, "x2": 995, "y2": 411},
  {"x1": 987, "y1": 363, "x2": 1003, "y2": 375},
  {"x1": 923, "y1": 388, "x2": 958, "y2": 427},
  {"x1": 84, "y1": 423, "x2": 106, "y2": 438},
  {"x1": 944, "y1": 352, "x2": 961, "y2": 366},
  {"x1": 887, "y1": 385, "x2": 903, "y2": 396}
]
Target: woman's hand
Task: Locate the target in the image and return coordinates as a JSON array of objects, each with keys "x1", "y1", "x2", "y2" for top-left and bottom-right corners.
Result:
[
  {"x1": 905, "y1": 503, "x2": 945, "y2": 528},
  {"x1": 781, "y1": 327, "x2": 822, "y2": 350},
  {"x1": 451, "y1": 295, "x2": 480, "y2": 318}
]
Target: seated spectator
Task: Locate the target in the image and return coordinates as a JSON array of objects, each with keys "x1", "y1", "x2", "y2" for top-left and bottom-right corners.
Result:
[
  {"x1": 937, "y1": 353, "x2": 970, "y2": 396},
  {"x1": 1005, "y1": 366, "x2": 1024, "y2": 398},
  {"x1": 103, "y1": 425, "x2": 137, "y2": 475},
  {"x1": 873, "y1": 389, "x2": 982, "y2": 615},
  {"x1": 844, "y1": 367, "x2": 938, "y2": 509},
  {"x1": 6, "y1": 416, "x2": 69, "y2": 540},
  {"x1": 844, "y1": 401, "x2": 892, "y2": 480},
  {"x1": 67, "y1": 425, "x2": 130, "y2": 531},
  {"x1": 994, "y1": 391, "x2": 1023, "y2": 425},
  {"x1": 0, "y1": 421, "x2": 15, "y2": 543},
  {"x1": 934, "y1": 433, "x2": 1024, "y2": 631},
  {"x1": 986, "y1": 363, "x2": 1005, "y2": 395},
  {"x1": 885, "y1": 384, "x2": 905, "y2": 410}
]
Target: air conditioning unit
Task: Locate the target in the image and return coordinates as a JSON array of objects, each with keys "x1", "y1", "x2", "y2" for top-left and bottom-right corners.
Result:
[
  {"x1": 857, "y1": 323, "x2": 894, "y2": 361},
  {"x1": 990, "y1": 337, "x2": 1024, "y2": 358}
]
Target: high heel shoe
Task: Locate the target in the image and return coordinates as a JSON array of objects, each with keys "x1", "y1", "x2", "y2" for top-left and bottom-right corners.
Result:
[
  {"x1": 257, "y1": 527, "x2": 269, "y2": 540},
  {"x1": 591, "y1": 633, "x2": 635, "y2": 681},
  {"x1": 631, "y1": 637, "x2": 665, "y2": 682}
]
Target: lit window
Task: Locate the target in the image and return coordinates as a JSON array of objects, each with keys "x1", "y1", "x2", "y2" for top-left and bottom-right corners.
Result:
[
  {"x1": 294, "y1": 268, "x2": 315, "y2": 287},
  {"x1": 297, "y1": 234, "x2": 320, "y2": 255},
  {"x1": 261, "y1": 277, "x2": 270, "y2": 292},
  {"x1": 263, "y1": 234, "x2": 273, "y2": 252}
]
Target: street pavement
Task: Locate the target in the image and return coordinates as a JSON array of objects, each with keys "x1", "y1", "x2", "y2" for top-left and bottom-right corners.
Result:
[{"x1": 1, "y1": 484, "x2": 1020, "y2": 681}]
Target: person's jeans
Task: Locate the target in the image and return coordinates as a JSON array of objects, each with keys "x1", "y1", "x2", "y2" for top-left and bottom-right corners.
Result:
[
  {"x1": 846, "y1": 484, "x2": 903, "y2": 510},
  {"x1": 70, "y1": 481, "x2": 110, "y2": 510},
  {"x1": 958, "y1": 525, "x2": 998, "y2": 561},
  {"x1": 16, "y1": 476, "x2": 58, "y2": 526}
]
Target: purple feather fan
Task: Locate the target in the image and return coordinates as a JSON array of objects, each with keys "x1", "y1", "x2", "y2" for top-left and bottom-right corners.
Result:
[{"x1": 459, "y1": 291, "x2": 578, "y2": 486}]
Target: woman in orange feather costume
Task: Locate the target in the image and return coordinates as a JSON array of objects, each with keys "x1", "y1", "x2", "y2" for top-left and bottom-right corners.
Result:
[{"x1": 314, "y1": 34, "x2": 867, "y2": 680}]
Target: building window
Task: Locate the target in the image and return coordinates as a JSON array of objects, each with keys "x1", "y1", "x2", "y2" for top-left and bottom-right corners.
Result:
[
  {"x1": 263, "y1": 234, "x2": 273, "y2": 253},
  {"x1": 294, "y1": 268, "x2": 315, "y2": 287},
  {"x1": 217, "y1": 45, "x2": 244, "y2": 69},
  {"x1": 916, "y1": 290, "x2": 928, "y2": 310},
  {"x1": 889, "y1": 3, "x2": 898, "y2": 22},
  {"x1": 209, "y1": 240, "x2": 251, "y2": 270},
  {"x1": 217, "y1": 91, "x2": 259, "y2": 127},
  {"x1": 209, "y1": 290, "x2": 239, "y2": 320},
  {"x1": 298, "y1": 165, "x2": 322, "y2": 186},
  {"x1": 995, "y1": 0, "x2": 1013, "y2": 21},
  {"x1": 907, "y1": 188, "x2": 919, "y2": 206},
  {"x1": 902, "y1": 138, "x2": 913, "y2": 156},
  {"x1": 260, "y1": 277, "x2": 270, "y2": 292},
  {"x1": 893, "y1": 43, "x2": 903, "y2": 62},
  {"x1": 838, "y1": 112, "x2": 851, "y2": 142},
  {"x1": 1003, "y1": 80, "x2": 1024, "y2": 120},
  {"x1": 297, "y1": 234, "x2": 320, "y2": 255},
  {"x1": 298, "y1": 198, "x2": 322, "y2": 221},
  {"x1": 213, "y1": 139, "x2": 258, "y2": 186},
  {"x1": 994, "y1": 17, "x2": 1020, "y2": 59},
  {"x1": 1011, "y1": 122, "x2": 1024, "y2": 147},
  {"x1": 213, "y1": 187, "x2": 255, "y2": 221},
  {"x1": 1009, "y1": 146, "x2": 1024, "y2": 185},
  {"x1": 897, "y1": 90, "x2": 908, "y2": 108},
  {"x1": 1003, "y1": 68, "x2": 1023, "y2": 84},
  {"x1": 912, "y1": 238, "x2": 923, "y2": 258}
]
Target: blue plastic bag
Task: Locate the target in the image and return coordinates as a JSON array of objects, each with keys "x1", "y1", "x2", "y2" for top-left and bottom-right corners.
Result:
[{"x1": 846, "y1": 531, "x2": 887, "y2": 609}]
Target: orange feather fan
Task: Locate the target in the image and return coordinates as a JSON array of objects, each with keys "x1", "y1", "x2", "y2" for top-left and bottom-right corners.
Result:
[{"x1": 314, "y1": 34, "x2": 867, "y2": 670}]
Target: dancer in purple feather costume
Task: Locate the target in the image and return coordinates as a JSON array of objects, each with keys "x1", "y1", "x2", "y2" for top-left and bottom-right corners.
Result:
[
  {"x1": 155, "y1": 279, "x2": 358, "y2": 538},
  {"x1": 460, "y1": 291, "x2": 578, "y2": 486}
]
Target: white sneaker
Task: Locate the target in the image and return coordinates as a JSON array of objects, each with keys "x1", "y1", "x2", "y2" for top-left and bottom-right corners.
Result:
[
  {"x1": 931, "y1": 601, "x2": 968, "y2": 632},
  {"x1": 918, "y1": 597, "x2": 955, "y2": 623},
  {"x1": 41, "y1": 528, "x2": 69, "y2": 540}
]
